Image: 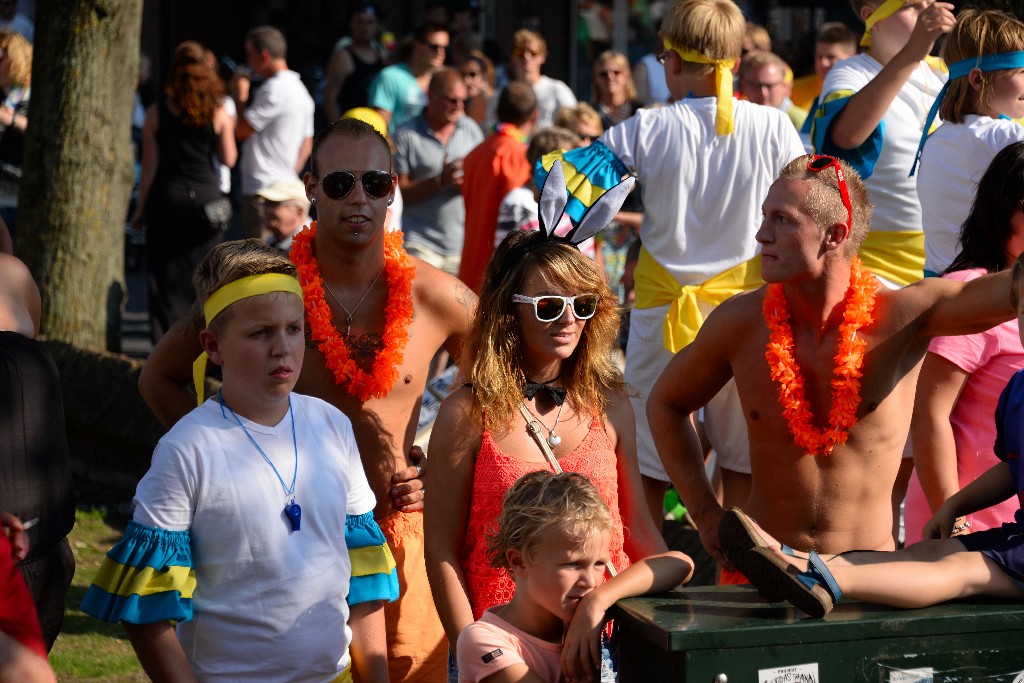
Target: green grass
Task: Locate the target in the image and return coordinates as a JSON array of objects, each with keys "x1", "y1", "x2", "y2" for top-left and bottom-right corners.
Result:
[{"x1": 49, "y1": 508, "x2": 145, "y2": 682}]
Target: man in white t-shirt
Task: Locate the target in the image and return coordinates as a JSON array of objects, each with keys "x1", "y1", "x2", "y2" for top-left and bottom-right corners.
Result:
[
  {"x1": 510, "y1": 29, "x2": 577, "y2": 128},
  {"x1": 594, "y1": 0, "x2": 803, "y2": 531},
  {"x1": 234, "y1": 26, "x2": 315, "y2": 239}
]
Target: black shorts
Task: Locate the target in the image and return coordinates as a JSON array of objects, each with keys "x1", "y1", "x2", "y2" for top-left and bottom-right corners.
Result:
[{"x1": 958, "y1": 522, "x2": 1024, "y2": 587}]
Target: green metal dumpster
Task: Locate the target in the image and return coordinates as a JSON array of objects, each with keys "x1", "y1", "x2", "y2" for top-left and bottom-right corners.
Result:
[{"x1": 612, "y1": 585, "x2": 1024, "y2": 682}]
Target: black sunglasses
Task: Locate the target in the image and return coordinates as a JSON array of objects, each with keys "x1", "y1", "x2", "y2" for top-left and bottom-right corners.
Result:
[{"x1": 318, "y1": 170, "x2": 394, "y2": 200}]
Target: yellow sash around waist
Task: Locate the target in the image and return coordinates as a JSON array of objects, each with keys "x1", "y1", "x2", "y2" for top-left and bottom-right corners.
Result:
[
  {"x1": 634, "y1": 247, "x2": 763, "y2": 353},
  {"x1": 857, "y1": 230, "x2": 924, "y2": 287}
]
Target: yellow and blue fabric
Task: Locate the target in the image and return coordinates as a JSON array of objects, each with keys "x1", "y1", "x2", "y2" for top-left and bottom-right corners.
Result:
[
  {"x1": 536, "y1": 141, "x2": 630, "y2": 227},
  {"x1": 345, "y1": 510, "x2": 399, "y2": 605},
  {"x1": 911, "y1": 51, "x2": 1024, "y2": 176},
  {"x1": 861, "y1": 0, "x2": 905, "y2": 47},
  {"x1": 81, "y1": 521, "x2": 196, "y2": 624},
  {"x1": 634, "y1": 247, "x2": 764, "y2": 353},
  {"x1": 809, "y1": 89, "x2": 884, "y2": 179},
  {"x1": 192, "y1": 273, "x2": 304, "y2": 406},
  {"x1": 662, "y1": 37, "x2": 736, "y2": 135}
]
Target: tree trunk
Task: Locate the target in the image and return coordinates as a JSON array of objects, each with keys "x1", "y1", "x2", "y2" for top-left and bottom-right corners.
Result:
[{"x1": 16, "y1": 0, "x2": 141, "y2": 352}]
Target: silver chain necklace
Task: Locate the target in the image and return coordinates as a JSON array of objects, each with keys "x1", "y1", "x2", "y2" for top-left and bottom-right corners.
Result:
[
  {"x1": 322, "y1": 264, "x2": 385, "y2": 337},
  {"x1": 523, "y1": 400, "x2": 567, "y2": 448}
]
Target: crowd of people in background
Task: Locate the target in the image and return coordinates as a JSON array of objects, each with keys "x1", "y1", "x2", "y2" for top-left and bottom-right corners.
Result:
[{"x1": 10, "y1": 0, "x2": 1024, "y2": 681}]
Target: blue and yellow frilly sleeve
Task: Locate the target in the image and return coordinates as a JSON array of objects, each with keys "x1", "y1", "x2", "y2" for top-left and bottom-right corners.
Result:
[
  {"x1": 81, "y1": 521, "x2": 195, "y2": 624},
  {"x1": 346, "y1": 511, "x2": 399, "y2": 605},
  {"x1": 535, "y1": 141, "x2": 631, "y2": 226},
  {"x1": 809, "y1": 89, "x2": 884, "y2": 179}
]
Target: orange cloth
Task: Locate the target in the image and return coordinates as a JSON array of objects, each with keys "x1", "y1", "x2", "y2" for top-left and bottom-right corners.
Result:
[
  {"x1": 457, "y1": 124, "x2": 531, "y2": 292},
  {"x1": 719, "y1": 566, "x2": 750, "y2": 585},
  {"x1": 377, "y1": 511, "x2": 448, "y2": 683},
  {"x1": 463, "y1": 416, "x2": 631, "y2": 619}
]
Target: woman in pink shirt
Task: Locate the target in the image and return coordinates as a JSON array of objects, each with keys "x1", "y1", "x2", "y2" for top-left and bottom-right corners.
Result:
[{"x1": 908, "y1": 141, "x2": 1024, "y2": 543}]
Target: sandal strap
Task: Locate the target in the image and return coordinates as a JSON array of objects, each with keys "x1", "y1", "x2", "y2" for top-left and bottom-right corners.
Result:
[{"x1": 795, "y1": 550, "x2": 842, "y2": 603}]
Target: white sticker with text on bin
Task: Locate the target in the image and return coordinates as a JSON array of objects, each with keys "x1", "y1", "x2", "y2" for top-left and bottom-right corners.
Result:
[
  {"x1": 758, "y1": 663, "x2": 819, "y2": 683},
  {"x1": 889, "y1": 667, "x2": 933, "y2": 683}
]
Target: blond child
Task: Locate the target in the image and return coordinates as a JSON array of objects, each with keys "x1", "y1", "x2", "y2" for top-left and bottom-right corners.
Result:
[
  {"x1": 457, "y1": 471, "x2": 693, "y2": 683},
  {"x1": 82, "y1": 240, "x2": 398, "y2": 682},
  {"x1": 811, "y1": 0, "x2": 954, "y2": 287},
  {"x1": 914, "y1": 8, "x2": 1024, "y2": 276}
]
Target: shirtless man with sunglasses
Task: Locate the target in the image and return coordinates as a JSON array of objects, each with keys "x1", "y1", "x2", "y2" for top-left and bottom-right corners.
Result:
[
  {"x1": 648, "y1": 154, "x2": 1021, "y2": 574},
  {"x1": 139, "y1": 118, "x2": 475, "y2": 682}
]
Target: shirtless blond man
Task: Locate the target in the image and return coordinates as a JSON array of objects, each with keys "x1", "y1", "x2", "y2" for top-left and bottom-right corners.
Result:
[
  {"x1": 139, "y1": 119, "x2": 476, "y2": 681},
  {"x1": 648, "y1": 154, "x2": 1017, "y2": 568}
]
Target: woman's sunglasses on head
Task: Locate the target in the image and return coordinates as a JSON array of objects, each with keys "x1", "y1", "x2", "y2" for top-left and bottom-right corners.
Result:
[{"x1": 512, "y1": 294, "x2": 599, "y2": 322}]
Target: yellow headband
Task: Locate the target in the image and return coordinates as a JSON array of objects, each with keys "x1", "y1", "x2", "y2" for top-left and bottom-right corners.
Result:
[
  {"x1": 193, "y1": 273, "x2": 304, "y2": 406},
  {"x1": 861, "y1": 0, "x2": 906, "y2": 47},
  {"x1": 663, "y1": 37, "x2": 735, "y2": 135}
]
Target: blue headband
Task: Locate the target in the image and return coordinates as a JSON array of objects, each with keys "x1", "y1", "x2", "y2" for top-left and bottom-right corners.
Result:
[{"x1": 911, "y1": 51, "x2": 1024, "y2": 176}]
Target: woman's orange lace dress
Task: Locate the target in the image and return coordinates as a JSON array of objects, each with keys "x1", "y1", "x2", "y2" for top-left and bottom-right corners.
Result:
[{"x1": 462, "y1": 415, "x2": 631, "y2": 619}]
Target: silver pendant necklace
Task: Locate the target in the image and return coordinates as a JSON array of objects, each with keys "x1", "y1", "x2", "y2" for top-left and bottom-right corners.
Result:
[
  {"x1": 523, "y1": 400, "x2": 566, "y2": 448},
  {"x1": 322, "y1": 263, "x2": 386, "y2": 337}
]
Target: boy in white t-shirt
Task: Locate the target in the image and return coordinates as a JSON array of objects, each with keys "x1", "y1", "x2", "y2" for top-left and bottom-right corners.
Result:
[
  {"x1": 457, "y1": 471, "x2": 692, "y2": 683},
  {"x1": 810, "y1": 0, "x2": 954, "y2": 287},
  {"x1": 82, "y1": 240, "x2": 398, "y2": 682}
]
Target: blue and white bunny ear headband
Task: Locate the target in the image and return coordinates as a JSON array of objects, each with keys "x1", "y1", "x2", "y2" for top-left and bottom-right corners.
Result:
[{"x1": 537, "y1": 159, "x2": 636, "y2": 246}]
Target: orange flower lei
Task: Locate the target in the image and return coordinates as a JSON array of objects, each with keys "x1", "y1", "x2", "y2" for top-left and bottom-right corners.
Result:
[
  {"x1": 762, "y1": 257, "x2": 879, "y2": 456},
  {"x1": 290, "y1": 222, "x2": 415, "y2": 403}
]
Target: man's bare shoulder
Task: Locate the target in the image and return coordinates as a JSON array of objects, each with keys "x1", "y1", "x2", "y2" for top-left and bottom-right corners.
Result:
[
  {"x1": 410, "y1": 256, "x2": 477, "y2": 321},
  {"x1": 705, "y1": 286, "x2": 766, "y2": 332}
]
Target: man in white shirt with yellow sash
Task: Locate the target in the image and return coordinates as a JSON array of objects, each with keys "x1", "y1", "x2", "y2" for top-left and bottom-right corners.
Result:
[{"x1": 539, "y1": 0, "x2": 803, "y2": 528}]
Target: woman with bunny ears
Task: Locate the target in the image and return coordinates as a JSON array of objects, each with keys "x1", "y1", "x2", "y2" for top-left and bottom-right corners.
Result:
[{"x1": 424, "y1": 163, "x2": 667, "y2": 679}]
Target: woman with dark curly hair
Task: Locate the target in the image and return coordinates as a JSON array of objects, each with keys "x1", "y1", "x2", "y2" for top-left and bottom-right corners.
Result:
[
  {"x1": 0, "y1": 30, "x2": 31, "y2": 236},
  {"x1": 424, "y1": 168, "x2": 665, "y2": 679},
  {"x1": 133, "y1": 41, "x2": 236, "y2": 342}
]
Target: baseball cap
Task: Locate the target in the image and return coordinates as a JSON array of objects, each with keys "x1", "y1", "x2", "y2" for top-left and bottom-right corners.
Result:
[{"x1": 255, "y1": 177, "x2": 310, "y2": 207}]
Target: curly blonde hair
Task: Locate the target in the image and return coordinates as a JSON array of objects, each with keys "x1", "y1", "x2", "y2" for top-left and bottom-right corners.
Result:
[
  {"x1": 486, "y1": 471, "x2": 612, "y2": 571},
  {"x1": 461, "y1": 229, "x2": 624, "y2": 433},
  {"x1": 0, "y1": 30, "x2": 30, "y2": 88},
  {"x1": 165, "y1": 41, "x2": 224, "y2": 128}
]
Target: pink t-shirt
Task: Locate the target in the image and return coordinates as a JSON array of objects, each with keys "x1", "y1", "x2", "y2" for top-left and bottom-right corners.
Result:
[
  {"x1": 456, "y1": 608, "x2": 562, "y2": 683},
  {"x1": 905, "y1": 268, "x2": 1024, "y2": 543}
]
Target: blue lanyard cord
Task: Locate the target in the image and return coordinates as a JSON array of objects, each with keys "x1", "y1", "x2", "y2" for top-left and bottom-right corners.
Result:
[
  {"x1": 911, "y1": 51, "x2": 1024, "y2": 177},
  {"x1": 219, "y1": 390, "x2": 298, "y2": 498}
]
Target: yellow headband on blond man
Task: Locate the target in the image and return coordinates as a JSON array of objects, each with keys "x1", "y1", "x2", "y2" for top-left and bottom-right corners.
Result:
[
  {"x1": 861, "y1": 0, "x2": 907, "y2": 47},
  {"x1": 662, "y1": 37, "x2": 735, "y2": 135},
  {"x1": 193, "y1": 273, "x2": 304, "y2": 406}
]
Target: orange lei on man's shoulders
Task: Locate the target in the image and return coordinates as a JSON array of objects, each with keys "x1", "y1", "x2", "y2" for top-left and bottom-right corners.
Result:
[
  {"x1": 762, "y1": 257, "x2": 879, "y2": 456},
  {"x1": 290, "y1": 222, "x2": 415, "y2": 403}
]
